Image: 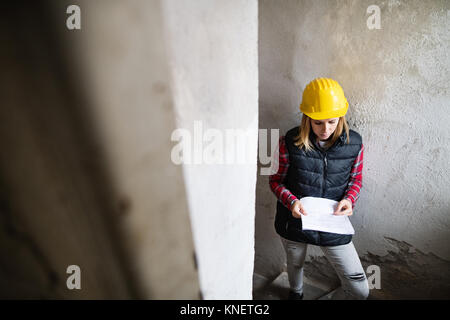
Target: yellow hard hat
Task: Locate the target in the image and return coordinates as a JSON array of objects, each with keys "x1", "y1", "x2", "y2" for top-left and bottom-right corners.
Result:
[{"x1": 299, "y1": 78, "x2": 349, "y2": 120}]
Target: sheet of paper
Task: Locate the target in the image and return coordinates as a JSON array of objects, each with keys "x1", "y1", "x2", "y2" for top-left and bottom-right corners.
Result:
[{"x1": 299, "y1": 196, "x2": 355, "y2": 235}]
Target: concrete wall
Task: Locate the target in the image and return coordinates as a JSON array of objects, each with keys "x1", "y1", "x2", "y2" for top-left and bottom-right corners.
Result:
[
  {"x1": 256, "y1": 0, "x2": 450, "y2": 298},
  {"x1": 0, "y1": 1, "x2": 135, "y2": 299},
  {"x1": 65, "y1": 0, "x2": 202, "y2": 299},
  {"x1": 163, "y1": 0, "x2": 259, "y2": 299},
  {"x1": 0, "y1": 0, "x2": 201, "y2": 299},
  {"x1": 1, "y1": 0, "x2": 258, "y2": 300}
]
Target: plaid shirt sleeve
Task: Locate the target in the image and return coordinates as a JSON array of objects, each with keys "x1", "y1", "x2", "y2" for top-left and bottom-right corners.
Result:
[
  {"x1": 269, "y1": 136, "x2": 298, "y2": 211},
  {"x1": 343, "y1": 143, "x2": 364, "y2": 208}
]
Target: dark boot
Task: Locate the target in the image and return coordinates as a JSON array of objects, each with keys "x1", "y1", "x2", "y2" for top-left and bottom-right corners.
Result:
[{"x1": 288, "y1": 290, "x2": 304, "y2": 300}]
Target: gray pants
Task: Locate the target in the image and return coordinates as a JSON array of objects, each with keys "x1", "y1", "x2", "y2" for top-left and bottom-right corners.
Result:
[{"x1": 280, "y1": 236, "x2": 369, "y2": 300}]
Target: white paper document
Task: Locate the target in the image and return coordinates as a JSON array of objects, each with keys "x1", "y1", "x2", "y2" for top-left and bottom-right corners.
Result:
[{"x1": 299, "y1": 196, "x2": 355, "y2": 235}]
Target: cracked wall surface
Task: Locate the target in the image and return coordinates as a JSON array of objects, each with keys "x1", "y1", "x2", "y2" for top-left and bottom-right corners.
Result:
[{"x1": 303, "y1": 237, "x2": 450, "y2": 299}]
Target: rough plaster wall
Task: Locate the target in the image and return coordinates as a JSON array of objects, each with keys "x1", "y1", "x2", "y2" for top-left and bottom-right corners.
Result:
[
  {"x1": 49, "y1": 0, "x2": 200, "y2": 299},
  {"x1": 257, "y1": 0, "x2": 450, "y2": 298},
  {"x1": 163, "y1": 0, "x2": 258, "y2": 299},
  {"x1": 0, "y1": 2, "x2": 133, "y2": 298}
]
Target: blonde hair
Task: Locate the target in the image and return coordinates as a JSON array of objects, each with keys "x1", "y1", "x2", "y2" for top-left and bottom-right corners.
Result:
[{"x1": 294, "y1": 115, "x2": 350, "y2": 152}]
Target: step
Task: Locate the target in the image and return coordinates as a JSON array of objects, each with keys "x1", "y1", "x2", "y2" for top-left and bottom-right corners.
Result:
[
  {"x1": 252, "y1": 272, "x2": 271, "y2": 292},
  {"x1": 253, "y1": 271, "x2": 337, "y2": 300}
]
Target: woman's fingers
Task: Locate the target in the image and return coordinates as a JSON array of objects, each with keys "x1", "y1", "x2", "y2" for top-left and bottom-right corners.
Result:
[
  {"x1": 335, "y1": 208, "x2": 352, "y2": 216},
  {"x1": 334, "y1": 201, "x2": 345, "y2": 214},
  {"x1": 294, "y1": 206, "x2": 304, "y2": 218},
  {"x1": 291, "y1": 201, "x2": 307, "y2": 218},
  {"x1": 292, "y1": 208, "x2": 301, "y2": 218},
  {"x1": 334, "y1": 201, "x2": 353, "y2": 216},
  {"x1": 299, "y1": 204, "x2": 308, "y2": 216}
]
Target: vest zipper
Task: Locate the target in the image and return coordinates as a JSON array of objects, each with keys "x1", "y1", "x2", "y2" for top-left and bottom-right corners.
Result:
[{"x1": 322, "y1": 154, "x2": 328, "y2": 197}]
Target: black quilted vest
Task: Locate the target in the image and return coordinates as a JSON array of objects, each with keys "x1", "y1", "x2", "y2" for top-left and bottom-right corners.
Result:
[{"x1": 274, "y1": 126, "x2": 362, "y2": 246}]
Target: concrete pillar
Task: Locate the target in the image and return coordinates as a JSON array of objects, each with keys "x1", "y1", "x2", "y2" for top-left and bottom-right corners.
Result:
[{"x1": 163, "y1": 0, "x2": 259, "y2": 299}]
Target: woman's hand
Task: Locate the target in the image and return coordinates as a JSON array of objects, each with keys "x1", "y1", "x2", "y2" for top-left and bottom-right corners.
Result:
[
  {"x1": 291, "y1": 200, "x2": 308, "y2": 219},
  {"x1": 334, "y1": 199, "x2": 353, "y2": 216}
]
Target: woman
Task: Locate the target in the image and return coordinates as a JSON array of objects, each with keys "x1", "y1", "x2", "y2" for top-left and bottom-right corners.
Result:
[{"x1": 269, "y1": 78, "x2": 369, "y2": 300}]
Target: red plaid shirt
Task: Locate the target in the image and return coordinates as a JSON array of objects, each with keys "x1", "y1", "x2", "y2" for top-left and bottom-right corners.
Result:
[{"x1": 269, "y1": 136, "x2": 364, "y2": 210}]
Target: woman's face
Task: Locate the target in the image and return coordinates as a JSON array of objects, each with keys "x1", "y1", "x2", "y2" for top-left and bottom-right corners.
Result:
[{"x1": 310, "y1": 117, "x2": 339, "y2": 141}]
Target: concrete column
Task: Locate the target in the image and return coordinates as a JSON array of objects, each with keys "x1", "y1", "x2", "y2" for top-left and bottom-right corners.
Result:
[{"x1": 163, "y1": 0, "x2": 259, "y2": 299}]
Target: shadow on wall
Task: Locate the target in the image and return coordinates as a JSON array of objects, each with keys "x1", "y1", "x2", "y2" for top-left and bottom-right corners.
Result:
[
  {"x1": 0, "y1": 1, "x2": 142, "y2": 299},
  {"x1": 253, "y1": 0, "x2": 304, "y2": 284}
]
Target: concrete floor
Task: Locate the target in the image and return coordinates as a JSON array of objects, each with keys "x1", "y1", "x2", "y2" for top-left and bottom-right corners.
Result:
[{"x1": 252, "y1": 272, "x2": 337, "y2": 300}]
